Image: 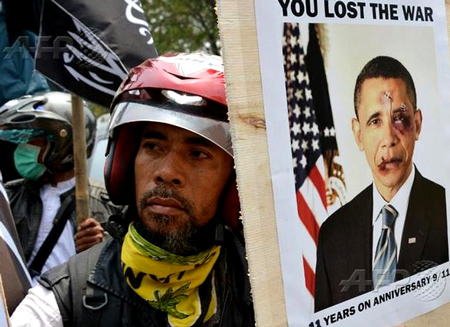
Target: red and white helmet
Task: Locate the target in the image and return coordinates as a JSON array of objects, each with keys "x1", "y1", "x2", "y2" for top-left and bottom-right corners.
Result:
[{"x1": 105, "y1": 53, "x2": 239, "y2": 227}]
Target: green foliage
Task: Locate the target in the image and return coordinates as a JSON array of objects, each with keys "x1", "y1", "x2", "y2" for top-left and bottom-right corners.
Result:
[
  {"x1": 142, "y1": 0, "x2": 220, "y2": 55},
  {"x1": 87, "y1": 101, "x2": 109, "y2": 118}
]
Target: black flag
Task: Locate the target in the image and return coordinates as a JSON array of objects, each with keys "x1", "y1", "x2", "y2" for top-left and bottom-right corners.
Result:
[
  {"x1": 35, "y1": 0, "x2": 158, "y2": 107},
  {"x1": 0, "y1": 192, "x2": 31, "y2": 315}
]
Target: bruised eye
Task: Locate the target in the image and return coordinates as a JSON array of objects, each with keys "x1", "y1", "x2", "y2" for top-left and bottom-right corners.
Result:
[
  {"x1": 393, "y1": 115, "x2": 405, "y2": 123},
  {"x1": 392, "y1": 114, "x2": 410, "y2": 130}
]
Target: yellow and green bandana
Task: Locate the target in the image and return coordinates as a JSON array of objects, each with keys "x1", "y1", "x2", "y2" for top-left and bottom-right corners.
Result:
[{"x1": 121, "y1": 223, "x2": 221, "y2": 327}]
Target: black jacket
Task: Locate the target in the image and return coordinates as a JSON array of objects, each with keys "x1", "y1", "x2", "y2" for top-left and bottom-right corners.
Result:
[
  {"x1": 39, "y1": 226, "x2": 255, "y2": 327},
  {"x1": 6, "y1": 178, "x2": 125, "y2": 261}
]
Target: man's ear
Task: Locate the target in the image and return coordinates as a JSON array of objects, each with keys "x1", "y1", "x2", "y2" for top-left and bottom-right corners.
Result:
[
  {"x1": 351, "y1": 118, "x2": 364, "y2": 151},
  {"x1": 414, "y1": 109, "x2": 423, "y2": 141}
]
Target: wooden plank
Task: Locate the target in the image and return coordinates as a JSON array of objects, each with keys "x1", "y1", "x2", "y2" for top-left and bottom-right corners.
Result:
[{"x1": 216, "y1": 0, "x2": 287, "y2": 326}]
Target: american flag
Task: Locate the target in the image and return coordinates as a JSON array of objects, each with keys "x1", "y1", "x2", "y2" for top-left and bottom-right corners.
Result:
[{"x1": 282, "y1": 23, "x2": 346, "y2": 304}]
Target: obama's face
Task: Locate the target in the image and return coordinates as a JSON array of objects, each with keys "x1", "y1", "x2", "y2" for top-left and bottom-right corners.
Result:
[{"x1": 352, "y1": 78, "x2": 422, "y2": 200}]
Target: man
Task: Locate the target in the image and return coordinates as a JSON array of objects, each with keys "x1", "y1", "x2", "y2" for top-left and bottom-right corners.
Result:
[
  {"x1": 10, "y1": 53, "x2": 255, "y2": 327},
  {"x1": 315, "y1": 56, "x2": 448, "y2": 312},
  {"x1": 0, "y1": 92, "x2": 116, "y2": 285}
]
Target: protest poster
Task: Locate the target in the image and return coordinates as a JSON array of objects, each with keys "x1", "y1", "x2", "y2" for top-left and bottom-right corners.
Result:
[{"x1": 218, "y1": 0, "x2": 450, "y2": 326}]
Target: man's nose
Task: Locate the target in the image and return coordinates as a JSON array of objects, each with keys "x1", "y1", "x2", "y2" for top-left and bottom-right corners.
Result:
[
  {"x1": 153, "y1": 152, "x2": 185, "y2": 187},
  {"x1": 381, "y1": 121, "x2": 398, "y2": 148}
]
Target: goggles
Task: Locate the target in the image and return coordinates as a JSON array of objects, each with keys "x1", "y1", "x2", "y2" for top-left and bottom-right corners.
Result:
[{"x1": 0, "y1": 129, "x2": 53, "y2": 144}]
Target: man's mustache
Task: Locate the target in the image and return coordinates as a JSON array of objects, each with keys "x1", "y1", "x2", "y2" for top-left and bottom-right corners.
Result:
[{"x1": 139, "y1": 186, "x2": 194, "y2": 216}]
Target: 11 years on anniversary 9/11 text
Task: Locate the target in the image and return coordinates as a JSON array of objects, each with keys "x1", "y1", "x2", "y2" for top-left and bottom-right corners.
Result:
[{"x1": 308, "y1": 267, "x2": 450, "y2": 327}]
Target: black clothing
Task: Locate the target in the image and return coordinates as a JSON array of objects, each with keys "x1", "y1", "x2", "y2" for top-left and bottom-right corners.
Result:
[
  {"x1": 40, "y1": 226, "x2": 255, "y2": 327},
  {"x1": 6, "y1": 178, "x2": 125, "y2": 262}
]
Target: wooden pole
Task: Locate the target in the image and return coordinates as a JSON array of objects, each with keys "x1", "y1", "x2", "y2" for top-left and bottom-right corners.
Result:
[
  {"x1": 216, "y1": 1, "x2": 287, "y2": 326},
  {"x1": 71, "y1": 94, "x2": 89, "y2": 224}
]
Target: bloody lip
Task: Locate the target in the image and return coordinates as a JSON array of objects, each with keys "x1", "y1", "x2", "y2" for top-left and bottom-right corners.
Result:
[{"x1": 378, "y1": 158, "x2": 402, "y2": 171}]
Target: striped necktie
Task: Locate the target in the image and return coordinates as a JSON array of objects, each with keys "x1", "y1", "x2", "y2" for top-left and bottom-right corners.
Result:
[{"x1": 373, "y1": 204, "x2": 398, "y2": 289}]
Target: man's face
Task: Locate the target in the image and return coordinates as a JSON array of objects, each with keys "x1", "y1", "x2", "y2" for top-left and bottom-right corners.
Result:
[
  {"x1": 134, "y1": 122, "x2": 233, "y2": 253},
  {"x1": 352, "y1": 78, "x2": 422, "y2": 200}
]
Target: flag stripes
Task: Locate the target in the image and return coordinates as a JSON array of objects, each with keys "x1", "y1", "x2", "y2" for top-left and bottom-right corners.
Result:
[{"x1": 283, "y1": 23, "x2": 345, "y2": 301}]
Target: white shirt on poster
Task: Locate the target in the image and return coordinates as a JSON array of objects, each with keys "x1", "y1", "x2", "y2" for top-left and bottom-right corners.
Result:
[{"x1": 372, "y1": 167, "x2": 415, "y2": 264}]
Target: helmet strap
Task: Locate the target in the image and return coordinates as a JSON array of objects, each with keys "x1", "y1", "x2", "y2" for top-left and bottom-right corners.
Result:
[{"x1": 214, "y1": 223, "x2": 224, "y2": 244}]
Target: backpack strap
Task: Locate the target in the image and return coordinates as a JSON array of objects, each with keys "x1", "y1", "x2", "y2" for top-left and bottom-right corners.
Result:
[
  {"x1": 70, "y1": 243, "x2": 109, "y2": 327},
  {"x1": 40, "y1": 241, "x2": 106, "y2": 327},
  {"x1": 28, "y1": 195, "x2": 75, "y2": 277}
]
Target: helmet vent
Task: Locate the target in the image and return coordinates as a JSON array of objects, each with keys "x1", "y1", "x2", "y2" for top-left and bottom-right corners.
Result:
[
  {"x1": 162, "y1": 90, "x2": 206, "y2": 107},
  {"x1": 11, "y1": 114, "x2": 36, "y2": 122},
  {"x1": 33, "y1": 105, "x2": 45, "y2": 111}
]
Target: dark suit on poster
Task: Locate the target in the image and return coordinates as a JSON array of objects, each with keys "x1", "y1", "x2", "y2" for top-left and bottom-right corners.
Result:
[{"x1": 315, "y1": 169, "x2": 448, "y2": 312}]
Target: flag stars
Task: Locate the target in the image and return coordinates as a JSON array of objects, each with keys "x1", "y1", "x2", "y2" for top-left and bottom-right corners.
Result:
[
  {"x1": 311, "y1": 122, "x2": 319, "y2": 136},
  {"x1": 292, "y1": 122, "x2": 301, "y2": 135},
  {"x1": 289, "y1": 35, "x2": 298, "y2": 48},
  {"x1": 296, "y1": 70, "x2": 306, "y2": 83},
  {"x1": 289, "y1": 53, "x2": 297, "y2": 65},
  {"x1": 323, "y1": 127, "x2": 336, "y2": 137},
  {"x1": 289, "y1": 70, "x2": 296, "y2": 81},
  {"x1": 302, "y1": 122, "x2": 310, "y2": 134},
  {"x1": 301, "y1": 140, "x2": 308, "y2": 151},
  {"x1": 287, "y1": 87, "x2": 293, "y2": 99},
  {"x1": 300, "y1": 155, "x2": 307, "y2": 168},
  {"x1": 293, "y1": 104, "x2": 301, "y2": 118},
  {"x1": 292, "y1": 139, "x2": 300, "y2": 152},
  {"x1": 295, "y1": 89, "x2": 303, "y2": 100},
  {"x1": 298, "y1": 53, "x2": 305, "y2": 64},
  {"x1": 305, "y1": 88, "x2": 312, "y2": 101},
  {"x1": 312, "y1": 139, "x2": 320, "y2": 151},
  {"x1": 304, "y1": 107, "x2": 311, "y2": 119}
]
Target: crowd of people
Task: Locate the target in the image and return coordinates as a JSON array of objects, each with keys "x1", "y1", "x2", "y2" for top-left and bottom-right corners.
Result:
[{"x1": 0, "y1": 53, "x2": 255, "y2": 327}]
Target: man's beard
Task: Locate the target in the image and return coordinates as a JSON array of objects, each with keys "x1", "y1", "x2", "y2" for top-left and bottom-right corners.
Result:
[{"x1": 136, "y1": 186, "x2": 217, "y2": 256}]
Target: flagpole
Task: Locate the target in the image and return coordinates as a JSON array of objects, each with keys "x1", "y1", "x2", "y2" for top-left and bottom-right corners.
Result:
[{"x1": 71, "y1": 94, "x2": 89, "y2": 224}]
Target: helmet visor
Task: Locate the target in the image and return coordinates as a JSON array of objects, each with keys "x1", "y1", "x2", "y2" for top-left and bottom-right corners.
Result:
[
  {"x1": 109, "y1": 101, "x2": 233, "y2": 156},
  {"x1": 0, "y1": 129, "x2": 53, "y2": 144}
]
